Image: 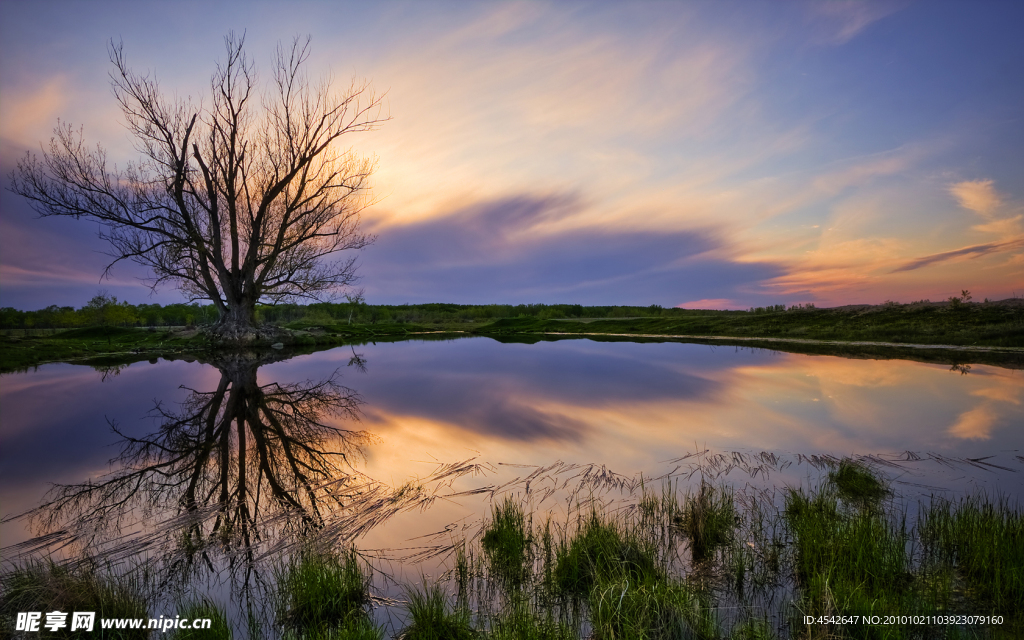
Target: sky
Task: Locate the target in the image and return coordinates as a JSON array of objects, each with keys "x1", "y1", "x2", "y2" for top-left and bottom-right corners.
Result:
[{"x1": 1, "y1": 0, "x2": 1023, "y2": 311}]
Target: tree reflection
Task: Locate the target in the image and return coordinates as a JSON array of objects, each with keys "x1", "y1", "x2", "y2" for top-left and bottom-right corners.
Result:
[{"x1": 31, "y1": 351, "x2": 373, "y2": 565}]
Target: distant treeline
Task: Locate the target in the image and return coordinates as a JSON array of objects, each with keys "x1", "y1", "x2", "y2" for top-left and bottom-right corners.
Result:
[{"x1": 0, "y1": 293, "x2": 786, "y2": 330}]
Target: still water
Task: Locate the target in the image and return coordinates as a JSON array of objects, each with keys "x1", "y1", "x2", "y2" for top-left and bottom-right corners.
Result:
[{"x1": 1, "y1": 336, "x2": 1022, "y2": 628}]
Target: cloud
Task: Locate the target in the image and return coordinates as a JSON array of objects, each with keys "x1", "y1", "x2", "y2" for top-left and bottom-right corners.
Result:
[
  {"x1": 805, "y1": 1, "x2": 907, "y2": 45},
  {"x1": 0, "y1": 77, "x2": 69, "y2": 148},
  {"x1": 972, "y1": 215, "x2": 1023, "y2": 236},
  {"x1": 359, "y1": 194, "x2": 785, "y2": 306},
  {"x1": 347, "y1": 2, "x2": 762, "y2": 228},
  {"x1": 676, "y1": 299, "x2": 741, "y2": 310},
  {"x1": 890, "y1": 236, "x2": 1024, "y2": 273},
  {"x1": 949, "y1": 179, "x2": 1002, "y2": 217}
]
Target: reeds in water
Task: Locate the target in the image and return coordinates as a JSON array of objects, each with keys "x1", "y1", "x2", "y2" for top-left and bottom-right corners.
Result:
[
  {"x1": 0, "y1": 560, "x2": 150, "y2": 639},
  {"x1": 276, "y1": 547, "x2": 380, "y2": 638}
]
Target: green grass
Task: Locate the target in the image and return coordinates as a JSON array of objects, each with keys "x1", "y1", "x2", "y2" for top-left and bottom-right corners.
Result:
[
  {"x1": 0, "y1": 322, "x2": 448, "y2": 373},
  {"x1": 475, "y1": 301, "x2": 1024, "y2": 348},
  {"x1": 829, "y1": 460, "x2": 889, "y2": 505},
  {"x1": 281, "y1": 617, "x2": 383, "y2": 640},
  {"x1": 920, "y1": 495, "x2": 1024, "y2": 611},
  {"x1": 588, "y1": 572, "x2": 717, "y2": 640},
  {"x1": 276, "y1": 548, "x2": 376, "y2": 636},
  {"x1": 172, "y1": 598, "x2": 232, "y2": 639},
  {"x1": 729, "y1": 619, "x2": 776, "y2": 640},
  {"x1": 487, "y1": 597, "x2": 575, "y2": 640},
  {"x1": 552, "y1": 511, "x2": 663, "y2": 599},
  {"x1": 0, "y1": 560, "x2": 150, "y2": 639},
  {"x1": 481, "y1": 497, "x2": 533, "y2": 588},
  {"x1": 434, "y1": 475, "x2": 1021, "y2": 638},
  {"x1": 676, "y1": 482, "x2": 737, "y2": 562},
  {"x1": 785, "y1": 485, "x2": 923, "y2": 638},
  {"x1": 5, "y1": 299, "x2": 1022, "y2": 373},
  {"x1": 400, "y1": 582, "x2": 476, "y2": 640},
  {"x1": 8, "y1": 465, "x2": 1021, "y2": 639}
]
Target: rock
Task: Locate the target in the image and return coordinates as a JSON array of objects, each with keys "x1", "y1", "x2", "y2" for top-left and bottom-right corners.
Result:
[{"x1": 271, "y1": 342, "x2": 284, "y2": 350}]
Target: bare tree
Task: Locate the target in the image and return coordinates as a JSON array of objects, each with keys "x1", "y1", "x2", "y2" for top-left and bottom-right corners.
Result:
[{"x1": 9, "y1": 32, "x2": 386, "y2": 343}]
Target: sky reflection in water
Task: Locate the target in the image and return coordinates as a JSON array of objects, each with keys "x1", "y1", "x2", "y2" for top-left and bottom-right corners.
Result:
[{"x1": 1, "y1": 337, "x2": 1022, "y2": 553}]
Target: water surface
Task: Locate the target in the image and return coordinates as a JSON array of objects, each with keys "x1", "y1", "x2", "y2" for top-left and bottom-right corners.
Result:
[
  {"x1": 2, "y1": 337, "x2": 1022, "y2": 635},
  {"x1": 3, "y1": 337, "x2": 1021, "y2": 549}
]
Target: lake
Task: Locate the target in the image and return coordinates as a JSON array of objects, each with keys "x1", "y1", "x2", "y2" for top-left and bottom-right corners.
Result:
[{"x1": 1, "y1": 336, "x2": 1022, "y2": 635}]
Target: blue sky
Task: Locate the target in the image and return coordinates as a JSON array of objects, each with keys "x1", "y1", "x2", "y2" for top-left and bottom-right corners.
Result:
[{"x1": 2, "y1": 1, "x2": 1022, "y2": 310}]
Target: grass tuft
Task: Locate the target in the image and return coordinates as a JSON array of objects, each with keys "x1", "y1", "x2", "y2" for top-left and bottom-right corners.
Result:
[
  {"x1": 172, "y1": 598, "x2": 232, "y2": 639},
  {"x1": 785, "y1": 486, "x2": 918, "y2": 624},
  {"x1": 676, "y1": 481, "x2": 737, "y2": 562},
  {"x1": 400, "y1": 582, "x2": 475, "y2": 640},
  {"x1": 553, "y1": 512, "x2": 662, "y2": 598},
  {"x1": 729, "y1": 617, "x2": 775, "y2": 640},
  {"x1": 0, "y1": 560, "x2": 150, "y2": 639},
  {"x1": 481, "y1": 497, "x2": 533, "y2": 588},
  {"x1": 277, "y1": 548, "x2": 375, "y2": 635},
  {"x1": 488, "y1": 596, "x2": 575, "y2": 640},
  {"x1": 830, "y1": 460, "x2": 888, "y2": 504},
  {"x1": 589, "y1": 573, "x2": 716, "y2": 640}
]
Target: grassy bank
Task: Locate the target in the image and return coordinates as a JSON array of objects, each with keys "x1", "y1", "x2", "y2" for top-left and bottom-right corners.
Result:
[
  {"x1": 0, "y1": 323, "x2": 449, "y2": 374},
  {"x1": 3, "y1": 299, "x2": 1022, "y2": 373},
  {"x1": 474, "y1": 299, "x2": 1024, "y2": 348}
]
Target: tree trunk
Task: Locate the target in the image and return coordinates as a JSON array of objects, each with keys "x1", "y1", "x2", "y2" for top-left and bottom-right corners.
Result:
[{"x1": 209, "y1": 302, "x2": 263, "y2": 345}]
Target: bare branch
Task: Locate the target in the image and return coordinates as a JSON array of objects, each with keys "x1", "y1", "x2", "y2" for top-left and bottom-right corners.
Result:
[{"x1": 8, "y1": 34, "x2": 388, "y2": 341}]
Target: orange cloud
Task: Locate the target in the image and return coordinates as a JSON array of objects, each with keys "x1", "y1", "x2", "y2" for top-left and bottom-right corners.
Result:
[
  {"x1": 891, "y1": 236, "x2": 1024, "y2": 273},
  {"x1": 676, "y1": 298, "x2": 740, "y2": 310},
  {"x1": 0, "y1": 77, "x2": 70, "y2": 148},
  {"x1": 949, "y1": 179, "x2": 1001, "y2": 217}
]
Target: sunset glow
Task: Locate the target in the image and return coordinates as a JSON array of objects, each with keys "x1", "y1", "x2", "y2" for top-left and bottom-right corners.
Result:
[{"x1": 2, "y1": 1, "x2": 1022, "y2": 309}]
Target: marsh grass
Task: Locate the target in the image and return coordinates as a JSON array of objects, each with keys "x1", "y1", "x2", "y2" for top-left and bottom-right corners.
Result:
[
  {"x1": 552, "y1": 511, "x2": 663, "y2": 599},
  {"x1": 172, "y1": 598, "x2": 232, "y2": 639},
  {"x1": 830, "y1": 460, "x2": 888, "y2": 505},
  {"x1": 677, "y1": 482, "x2": 738, "y2": 563},
  {"x1": 281, "y1": 618, "x2": 384, "y2": 640},
  {"x1": 920, "y1": 496, "x2": 1024, "y2": 612},
  {"x1": 401, "y1": 582, "x2": 476, "y2": 640},
  {"x1": 481, "y1": 497, "x2": 533, "y2": 588},
  {"x1": 438, "y1": 464, "x2": 1020, "y2": 639},
  {"x1": 785, "y1": 487, "x2": 920, "y2": 627},
  {"x1": 0, "y1": 559, "x2": 150, "y2": 639},
  {"x1": 588, "y1": 572, "x2": 718, "y2": 640},
  {"x1": 8, "y1": 457, "x2": 1020, "y2": 640},
  {"x1": 487, "y1": 596, "x2": 575, "y2": 640},
  {"x1": 276, "y1": 548, "x2": 377, "y2": 636}
]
